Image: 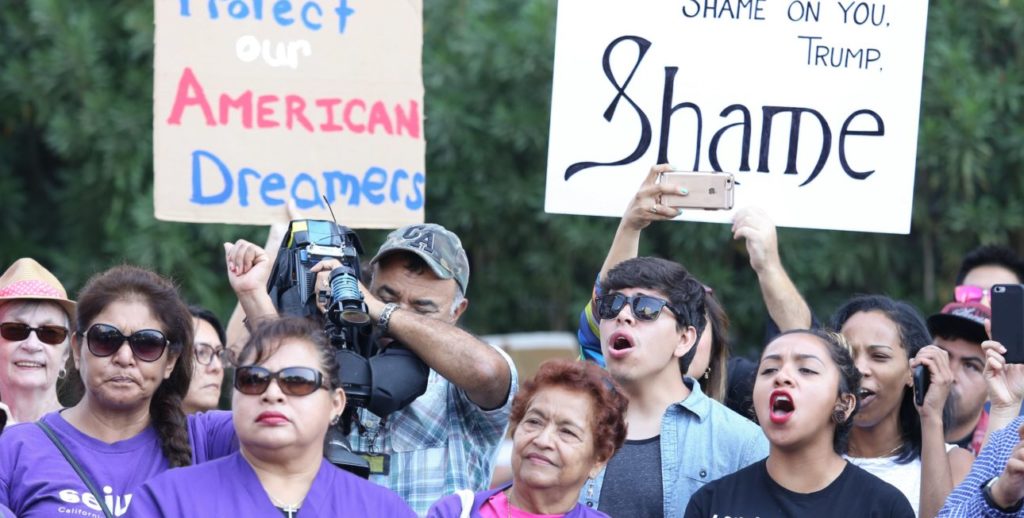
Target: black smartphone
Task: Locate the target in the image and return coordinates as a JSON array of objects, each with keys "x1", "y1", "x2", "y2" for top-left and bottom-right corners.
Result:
[
  {"x1": 991, "y1": 284, "x2": 1024, "y2": 364},
  {"x1": 912, "y1": 364, "x2": 930, "y2": 406}
]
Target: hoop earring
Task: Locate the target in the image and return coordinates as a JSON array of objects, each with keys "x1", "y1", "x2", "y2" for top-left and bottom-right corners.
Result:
[{"x1": 58, "y1": 368, "x2": 67, "y2": 380}]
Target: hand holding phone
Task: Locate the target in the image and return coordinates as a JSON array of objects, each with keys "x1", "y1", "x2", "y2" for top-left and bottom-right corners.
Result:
[
  {"x1": 658, "y1": 171, "x2": 735, "y2": 210},
  {"x1": 992, "y1": 284, "x2": 1024, "y2": 364},
  {"x1": 913, "y1": 364, "x2": 930, "y2": 407}
]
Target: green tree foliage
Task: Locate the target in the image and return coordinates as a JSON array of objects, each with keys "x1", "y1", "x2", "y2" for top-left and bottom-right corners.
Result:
[{"x1": 1, "y1": 0, "x2": 1023, "y2": 355}]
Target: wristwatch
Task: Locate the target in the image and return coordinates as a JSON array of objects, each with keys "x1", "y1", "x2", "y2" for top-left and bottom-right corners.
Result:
[
  {"x1": 377, "y1": 303, "x2": 399, "y2": 334},
  {"x1": 983, "y1": 476, "x2": 1024, "y2": 513}
]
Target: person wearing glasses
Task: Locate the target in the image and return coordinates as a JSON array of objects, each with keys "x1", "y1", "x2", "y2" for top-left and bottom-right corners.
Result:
[
  {"x1": 131, "y1": 317, "x2": 414, "y2": 517},
  {"x1": 578, "y1": 256, "x2": 768, "y2": 517},
  {"x1": 0, "y1": 265, "x2": 237, "y2": 517},
  {"x1": 954, "y1": 245, "x2": 1024, "y2": 297},
  {"x1": 183, "y1": 305, "x2": 228, "y2": 414},
  {"x1": 577, "y1": 165, "x2": 813, "y2": 417},
  {"x1": 0, "y1": 258, "x2": 76, "y2": 425}
]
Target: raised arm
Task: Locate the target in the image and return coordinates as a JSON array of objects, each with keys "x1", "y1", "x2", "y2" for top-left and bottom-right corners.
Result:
[
  {"x1": 359, "y1": 287, "x2": 513, "y2": 411},
  {"x1": 731, "y1": 207, "x2": 811, "y2": 331},
  {"x1": 982, "y1": 339, "x2": 1024, "y2": 447},
  {"x1": 599, "y1": 164, "x2": 684, "y2": 281},
  {"x1": 913, "y1": 345, "x2": 972, "y2": 518},
  {"x1": 223, "y1": 239, "x2": 278, "y2": 347}
]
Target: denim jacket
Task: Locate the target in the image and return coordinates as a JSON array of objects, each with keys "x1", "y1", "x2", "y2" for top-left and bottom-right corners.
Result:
[{"x1": 579, "y1": 378, "x2": 768, "y2": 516}]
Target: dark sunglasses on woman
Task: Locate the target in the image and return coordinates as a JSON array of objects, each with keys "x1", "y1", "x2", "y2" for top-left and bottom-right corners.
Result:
[
  {"x1": 0, "y1": 322, "x2": 69, "y2": 345},
  {"x1": 597, "y1": 292, "x2": 678, "y2": 321},
  {"x1": 234, "y1": 366, "x2": 329, "y2": 397},
  {"x1": 81, "y1": 323, "x2": 170, "y2": 362}
]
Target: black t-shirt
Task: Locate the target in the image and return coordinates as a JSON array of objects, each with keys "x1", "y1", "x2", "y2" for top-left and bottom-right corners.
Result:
[
  {"x1": 599, "y1": 435, "x2": 663, "y2": 518},
  {"x1": 684, "y1": 459, "x2": 914, "y2": 518}
]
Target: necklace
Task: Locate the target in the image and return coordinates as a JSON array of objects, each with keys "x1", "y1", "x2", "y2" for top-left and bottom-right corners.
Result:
[
  {"x1": 269, "y1": 495, "x2": 301, "y2": 518},
  {"x1": 505, "y1": 489, "x2": 513, "y2": 518}
]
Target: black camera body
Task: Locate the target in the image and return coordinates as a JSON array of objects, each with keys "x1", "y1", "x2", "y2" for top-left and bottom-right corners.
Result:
[{"x1": 266, "y1": 219, "x2": 429, "y2": 477}]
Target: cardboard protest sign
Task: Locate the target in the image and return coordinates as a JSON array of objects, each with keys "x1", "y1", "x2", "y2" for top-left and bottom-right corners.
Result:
[
  {"x1": 154, "y1": 0, "x2": 425, "y2": 228},
  {"x1": 545, "y1": 0, "x2": 928, "y2": 234}
]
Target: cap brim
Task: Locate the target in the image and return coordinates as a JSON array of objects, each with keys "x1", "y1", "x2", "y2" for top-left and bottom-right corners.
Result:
[
  {"x1": 927, "y1": 314, "x2": 987, "y2": 344},
  {"x1": 371, "y1": 247, "x2": 455, "y2": 282}
]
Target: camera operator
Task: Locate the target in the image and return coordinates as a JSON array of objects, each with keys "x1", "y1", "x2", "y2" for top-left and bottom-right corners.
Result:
[{"x1": 224, "y1": 223, "x2": 518, "y2": 515}]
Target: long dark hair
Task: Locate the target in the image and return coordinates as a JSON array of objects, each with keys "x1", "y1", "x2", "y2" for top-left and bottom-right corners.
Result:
[
  {"x1": 830, "y1": 295, "x2": 930, "y2": 464},
  {"x1": 75, "y1": 265, "x2": 194, "y2": 468},
  {"x1": 702, "y1": 292, "x2": 730, "y2": 403}
]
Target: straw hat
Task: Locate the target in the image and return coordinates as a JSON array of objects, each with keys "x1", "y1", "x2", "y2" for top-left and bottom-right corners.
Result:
[{"x1": 0, "y1": 258, "x2": 76, "y2": 318}]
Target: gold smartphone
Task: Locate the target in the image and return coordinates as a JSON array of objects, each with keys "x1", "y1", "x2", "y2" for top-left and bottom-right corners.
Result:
[{"x1": 658, "y1": 171, "x2": 735, "y2": 210}]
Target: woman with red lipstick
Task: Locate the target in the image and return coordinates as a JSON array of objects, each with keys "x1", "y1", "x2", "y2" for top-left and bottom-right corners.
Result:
[
  {"x1": 132, "y1": 317, "x2": 415, "y2": 517},
  {"x1": 685, "y1": 329, "x2": 915, "y2": 517},
  {"x1": 832, "y1": 295, "x2": 973, "y2": 518},
  {"x1": 429, "y1": 359, "x2": 627, "y2": 518}
]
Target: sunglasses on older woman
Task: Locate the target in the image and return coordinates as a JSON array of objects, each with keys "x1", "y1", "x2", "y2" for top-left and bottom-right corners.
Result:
[
  {"x1": 0, "y1": 322, "x2": 69, "y2": 345},
  {"x1": 82, "y1": 323, "x2": 170, "y2": 362},
  {"x1": 233, "y1": 366, "x2": 329, "y2": 397}
]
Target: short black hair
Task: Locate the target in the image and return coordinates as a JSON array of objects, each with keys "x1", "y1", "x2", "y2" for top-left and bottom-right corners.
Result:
[
  {"x1": 955, "y1": 245, "x2": 1024, "y2": 285},
  {"x1": 188, "y1": 305, "x2": 226, "y2": 347},
  {"x1": 602, "y1": 257, "x2": 707, "y2": 372},
  {"x1": 830, "y1": 295, "x2": 931, "y2": 464}
]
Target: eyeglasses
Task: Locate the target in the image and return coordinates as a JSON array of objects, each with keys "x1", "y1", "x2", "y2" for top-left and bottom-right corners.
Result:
[
  {"x1": 596, "y1": 293, "x2": 676, "y2": 321},
  {"x1": 0, "y1": 322, "x2": 69, "y2": 345},
  {"x1": 194, "y1": 343, "x2": 230, "y2": 366},
  {"x1": 234, "y1": 366, "x2": 329, "y2": 396},
  {"x1": 955, "y1": 285, "x2": 991, "y2": 307},
  {"x1": 83, "y1": 323, "x2": 170, "y2": 362}
]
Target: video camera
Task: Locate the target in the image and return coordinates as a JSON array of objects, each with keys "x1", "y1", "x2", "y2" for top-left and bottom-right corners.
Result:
[{"x1": 266, "y1": 219, "x2": 428, "y2": 477}]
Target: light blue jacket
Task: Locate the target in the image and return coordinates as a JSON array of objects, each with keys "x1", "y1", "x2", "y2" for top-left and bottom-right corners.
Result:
[{"x1": 579, "y1": 378, "x2": 769, "y2": 516}]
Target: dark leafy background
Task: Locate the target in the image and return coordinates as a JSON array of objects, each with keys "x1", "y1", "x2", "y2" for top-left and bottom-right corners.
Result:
[{"x1": 1, "y1": 1, "x2": 1022, "y2": 356}]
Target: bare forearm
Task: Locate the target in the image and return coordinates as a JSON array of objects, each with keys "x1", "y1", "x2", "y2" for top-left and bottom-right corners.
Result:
[
  {"x1": 756, "y1": 264, "x2": 812, "y2": 331},
  {"x1": 918, "y1": 417, "x2": 955, "y2": 518},
  {"x1": 384, "y1": 308, "x2": 511, "y2": 410},
  {"x1": 599, "y1": 222, "x2": 642, "y2": 281}
]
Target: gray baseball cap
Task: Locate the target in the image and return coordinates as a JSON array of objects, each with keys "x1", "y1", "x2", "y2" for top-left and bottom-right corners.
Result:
[{"x1": 371, "y1": 223, "x2": 470, "y2": 294}]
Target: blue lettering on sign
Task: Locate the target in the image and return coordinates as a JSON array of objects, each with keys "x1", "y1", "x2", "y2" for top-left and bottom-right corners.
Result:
[
  {"x1": 188, "y1": 149, "x2": 424, "y2": 211},
  {"x1": 177, "y1": 0, "x2": 354, "y2": 35}
]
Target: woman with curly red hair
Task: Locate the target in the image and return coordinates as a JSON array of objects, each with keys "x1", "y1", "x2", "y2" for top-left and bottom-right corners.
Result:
[{"x1": 429, "y1": 359, "x2": 628, "y2": 518}]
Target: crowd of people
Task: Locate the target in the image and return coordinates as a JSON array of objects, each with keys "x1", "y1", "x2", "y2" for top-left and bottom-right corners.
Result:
[{"x1": 0, "y1": 164, "x2": 1023, "y2": 517}]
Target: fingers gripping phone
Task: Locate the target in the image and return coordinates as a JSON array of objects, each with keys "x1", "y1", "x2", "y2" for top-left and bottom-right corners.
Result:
[
  {"x1": 913, "y1": 364, "x2": 930, "y2": 407},
  {"x1": 991, "y1": 284, "x2": 1024, "y2": 364},
  {"x1": 658, "y1": 171, "x2": 735, "y2": 210}
]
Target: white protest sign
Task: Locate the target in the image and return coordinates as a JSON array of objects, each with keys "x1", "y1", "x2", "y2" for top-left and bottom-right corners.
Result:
[
  {"x1": 545, "y1": 0, "x2": 928, "y2": 234},
  {"x1": 154, "y1": 0, "x2": 425, "y2": 228}
]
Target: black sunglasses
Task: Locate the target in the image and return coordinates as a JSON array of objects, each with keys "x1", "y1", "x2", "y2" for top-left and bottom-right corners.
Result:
[
  {"x1": 83, "y1": 323, "x2": 170, "y2": 362},
  {"x1": 597, "y1": 293, "x2": 677, "y2": 322},
  {"x1": 0, "y1": 322, "x2": 69, "y2": 345},
  {"x1": 234, "y1": 366, "x2": 329, "y2": 397}
]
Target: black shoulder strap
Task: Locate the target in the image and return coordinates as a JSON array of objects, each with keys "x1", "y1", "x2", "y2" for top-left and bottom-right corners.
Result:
[{"x1": 36, "y1": 421, "x2": 115, "y2": 518}]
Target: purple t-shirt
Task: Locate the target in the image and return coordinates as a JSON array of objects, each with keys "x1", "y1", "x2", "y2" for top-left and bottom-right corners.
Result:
[
  {"x1": 130, "y1": 451, "x2": 416, "y2": 517},
  {"x1": 0, "y1": 410, "x2": 236, "y2": 517}
]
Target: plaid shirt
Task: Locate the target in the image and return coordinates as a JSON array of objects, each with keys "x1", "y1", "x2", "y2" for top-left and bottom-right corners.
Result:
[
  {"x1": 347, "y1": 347, "x2": 518, "y2": 516},
  {"x1": 940, "y1": 415, "x2": 1024, "y2": 517}
]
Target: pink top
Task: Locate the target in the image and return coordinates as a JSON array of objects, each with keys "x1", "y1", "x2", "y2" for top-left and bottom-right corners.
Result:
[{"x1": 479, "y1": 491, "x2": 567, "y2": 518}]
